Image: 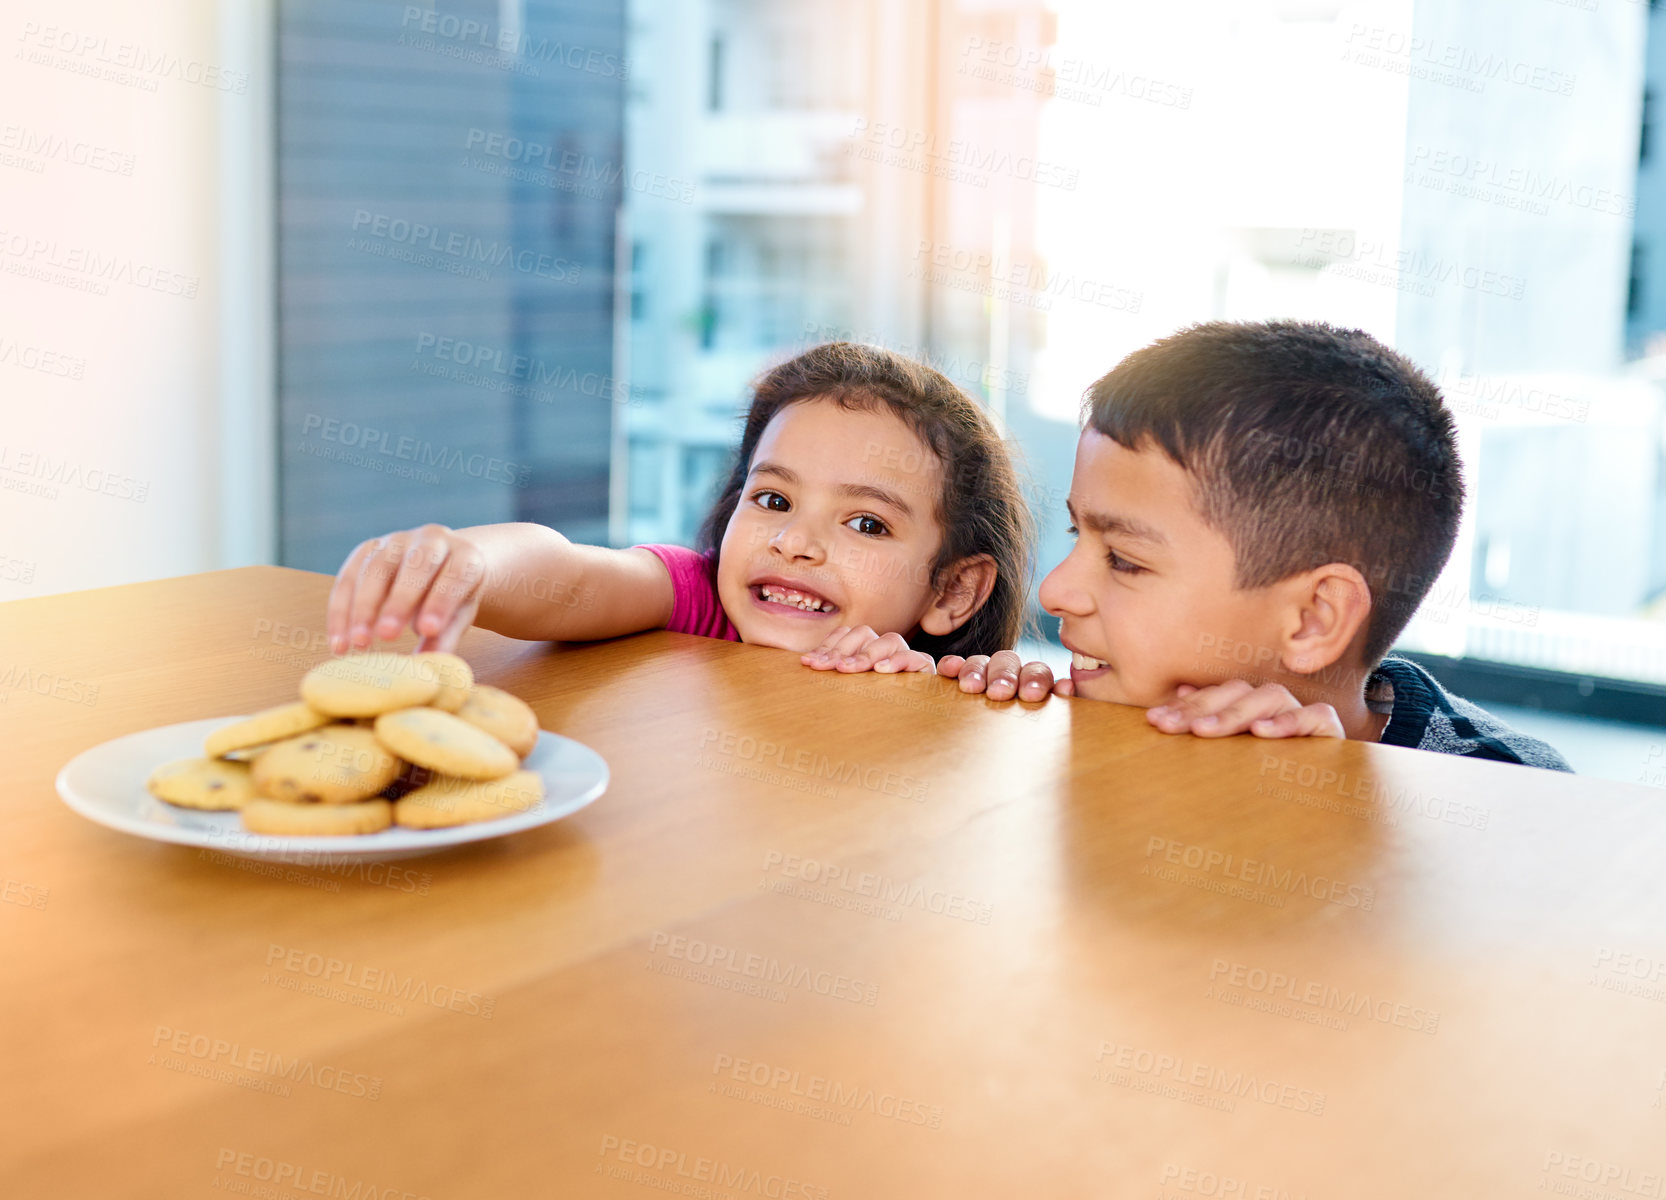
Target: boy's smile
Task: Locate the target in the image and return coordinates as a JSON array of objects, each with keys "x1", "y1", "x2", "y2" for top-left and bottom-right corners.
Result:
[{"x1": 1040, "y1": 430, "x2": 1285, "y2": 708}]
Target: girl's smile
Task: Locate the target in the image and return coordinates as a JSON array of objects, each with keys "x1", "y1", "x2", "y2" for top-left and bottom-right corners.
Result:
[{"x1": 748, "y1": 576, "x2": 841, "y2": 617}]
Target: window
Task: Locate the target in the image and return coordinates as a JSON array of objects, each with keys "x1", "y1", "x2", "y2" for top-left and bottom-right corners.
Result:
[
  {"x1": 1630, "y1": 240, "x2": 1646, "y2": 322},
  {"x1": 1642, "y1": 87, "x2": 1654, "y2": 165},
  {"x1": 616, "y1": 0, "x2": 1666, "y2": 713},
  {"x1": 275, "y1": 0, "x2": 625, "y2": 571},
  {"x1": 276, "y1": 0, "x2": 1666, "y2": 718},
  {"x1": 708, "y1": 35, "x2": 724, "y2": 112}
]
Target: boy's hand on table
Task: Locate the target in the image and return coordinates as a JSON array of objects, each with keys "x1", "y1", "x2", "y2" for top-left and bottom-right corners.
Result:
[
  {"x1": 328, "y1": 524, "x2": 486, "y2": 655},
  {"x1": 938, "y1": 652, "x2": 1064, "y2": 702},
  {"x1": 800, "y1": 626, "x2": 935, "y2": 674},
  {"x1": 1147, "y1": 682, "x2": 1344, "y2": 739}
]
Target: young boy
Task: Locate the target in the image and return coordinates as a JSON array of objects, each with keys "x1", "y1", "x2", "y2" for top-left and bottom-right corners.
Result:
[{"x1": 806, "y1": 320, "x2": 1573, "y2": 771}]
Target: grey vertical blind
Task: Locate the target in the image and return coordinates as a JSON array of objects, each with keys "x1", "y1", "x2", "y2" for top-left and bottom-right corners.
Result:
[{"x1": 278, "y1": 0, "x2": 624, "y2": 571}]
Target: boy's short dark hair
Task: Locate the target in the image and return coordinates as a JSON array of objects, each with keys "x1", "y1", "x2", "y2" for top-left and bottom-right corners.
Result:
[{"x1": 1085, "y1": 320, "x2": 1464, "y2": 667}]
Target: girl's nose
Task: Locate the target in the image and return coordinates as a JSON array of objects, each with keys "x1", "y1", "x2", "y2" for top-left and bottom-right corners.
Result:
[
  {"x1": 770, "y1": 519, "x2": 825, "y2": 563},
  {"x1": 1038, "y1": 554, "x2": 1091, "y2": 617}
]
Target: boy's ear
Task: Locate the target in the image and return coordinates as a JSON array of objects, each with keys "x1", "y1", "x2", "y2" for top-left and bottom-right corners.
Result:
[
  {"x1": 919, "y1": 554, "x2": 998, "y2": 636},
  {"x1": 1279, "y1": 563, "x2": 1373, "y2": 676}
]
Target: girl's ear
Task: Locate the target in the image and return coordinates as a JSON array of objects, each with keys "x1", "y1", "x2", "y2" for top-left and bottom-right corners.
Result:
[{"x1": 919, "y1": 554, "x2": 997, "y2": 636}]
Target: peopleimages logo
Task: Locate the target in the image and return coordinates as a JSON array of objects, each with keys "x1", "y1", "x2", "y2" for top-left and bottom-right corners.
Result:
[
  {"x1": 1208, "y1": 958, "x2": 1440, "y2": 1034},
  {"x1": 1093, "y1": 1040, "x2": 1326, "y2": 1115},
  {"x1": 398, "y1": 7, "x2": 631, "y2": 78},
  {"x1": 463, "y1": 130, "x2": 693, "y2": 202},
  {"x1": 151, "y1": 1025, "x2": 383, "y2": 1100},
  {"x1": 711, "y1": 1052, "x2": 945, "y2": 1129},
  {"x1": 412, "y1": 333, "x2": 637, "y2": 406},
  {"x1": 647, "y1": 931, "x2": 879, "y2": 1006},
  {"x1": 697, "y1": 726, "x2": 930, "y2": 801},
  {"x1": 348, "y1": 210, "x2": 580, "y2": 284},
  {"x1": 298, "y1": 414, "x2": 531, "y2": 489},
  {"x1": 1143, "y1": 836, "x2": 1376, "y2": 910}
]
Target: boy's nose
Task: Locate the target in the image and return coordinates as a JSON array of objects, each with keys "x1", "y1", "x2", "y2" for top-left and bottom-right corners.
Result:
[{"x1": 1038, "y1": 557, "x2": 1090, "y2": 617}]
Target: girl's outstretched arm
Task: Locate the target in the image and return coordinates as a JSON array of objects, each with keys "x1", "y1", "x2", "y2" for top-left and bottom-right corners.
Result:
[{"x1": 327, "y1": 522, "x2": 674, "y2": 653}]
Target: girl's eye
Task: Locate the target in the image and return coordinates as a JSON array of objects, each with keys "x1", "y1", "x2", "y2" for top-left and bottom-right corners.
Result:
[
  {"x1": 1065, "y1": 524, "x2": 1078, "y2": 536},
  {"x1": 846, "y1": 514, "x2": 889, "y2": 537},
  {"x1": 753, "y1": 490, "x2": 790, "y2": 513}
]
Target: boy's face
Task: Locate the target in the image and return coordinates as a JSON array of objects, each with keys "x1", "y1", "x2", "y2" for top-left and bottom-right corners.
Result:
[{"x1": 1039, "y1": 430, "x2": 1284, "y2": 707}]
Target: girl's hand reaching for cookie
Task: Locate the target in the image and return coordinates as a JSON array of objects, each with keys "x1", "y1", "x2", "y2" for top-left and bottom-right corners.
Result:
[
  {"x1": 328, "y1": 524, "x2": 487, "y2": 655},
  {"x1": 800, "y1": 626, "x2": 935, "y2": 674},
  {"x1": 938, "y1": 652, "x2": 1063, "y2": 701}
]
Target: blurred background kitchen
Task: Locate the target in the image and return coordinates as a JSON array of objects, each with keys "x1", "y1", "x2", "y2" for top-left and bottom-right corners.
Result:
[{"x1": 6, "y1": 0, "x2": 1666, "y2": 778}]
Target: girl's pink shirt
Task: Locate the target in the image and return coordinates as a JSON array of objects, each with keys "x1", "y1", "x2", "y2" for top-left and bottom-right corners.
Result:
[{"x1": 637, "y1": 544, "x2": 741, "y2": 642}]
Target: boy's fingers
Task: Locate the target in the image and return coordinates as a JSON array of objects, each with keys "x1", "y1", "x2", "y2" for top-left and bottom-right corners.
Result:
[
  {"x1": 1017, "y1": 661, "x2": 1055, "y2": 700},
  {"x1": 1175, "y1": 683, "x2": 1198, "y2": 698},
  {"x1": 982, "y1": 650, "x2": 1024, "y2": 700},
  {"x1": 1249, "y1": 711, "x2": 1299, "y2": 738},
  {"x1": 1148, "y1": 679, "x2": 1253, "y2": 731},
  {"x1": 1187, "y1": 684, "x2": 1298, "y2": 737},
  {"x1": 1147, "y1": 680, "x2": 1251, "y2": 733},
  {"x1": 955, "y1": 655, "x2": 994, "y2": 694},
  {"x1": 936, "y1": 655, "x2": 968, "y2": 678},
  {"x1": 346, "y1": 534, "x2": 409, "y2": 649},
  {"x1": 1052, "y1": 677, "x2": 1075, "y2": 698},
  {"x1": 1283, "y1": 703, "x2": 1345, "y2": 739},
  {"x1": 1250, "y1": 705, "x2": 1345, "y2": 740}
]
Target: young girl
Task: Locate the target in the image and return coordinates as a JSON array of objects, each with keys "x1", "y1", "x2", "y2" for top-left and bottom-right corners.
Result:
[{"x1": 324, "y1": 342, "x2": 1034, "y2": 672}]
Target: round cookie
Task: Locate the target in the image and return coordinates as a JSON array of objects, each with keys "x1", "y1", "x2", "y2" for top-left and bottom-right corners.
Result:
[
  {"x1": 416, "y1": 652, "x2": 473, "y2": 713},
  {"x1": 252, "y1": 726, "x2": 403, "y2": 804},
  {"x1": 394, "y1": 770, "x2": 544, "y2": 829},
  {"x1": 147, "y1": 757, "x2": 256, "y2": 811},
  {"x1": 454, "y1": 685, "x2": 539, "y2": 758},
  {"x1": 242, "y1": 798, "x2": 392, "y2": 837},
  {"x1": 300, "y1": 651, "x2": 440, "y2": 717},
  {"x1": 373, "y1": 707, "x2": 518, "y2": 780},
  {"x1": 205, "y1": 701, "x2": 331, "y2": 759}
]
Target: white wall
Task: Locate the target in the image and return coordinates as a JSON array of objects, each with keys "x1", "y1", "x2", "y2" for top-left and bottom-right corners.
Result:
[{"x1": 0, "y1": 0, "x2": 273, "y2": 601}]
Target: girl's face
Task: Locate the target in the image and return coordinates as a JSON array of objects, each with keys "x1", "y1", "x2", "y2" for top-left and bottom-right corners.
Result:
[{"x1": 716, "y1": 397, "x2": 953, "y2": 652}]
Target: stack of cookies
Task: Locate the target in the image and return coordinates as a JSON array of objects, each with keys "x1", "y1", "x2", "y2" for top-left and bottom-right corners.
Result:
[{"x1": 145, "y1": 651, "x2": 545, "y2": 837}]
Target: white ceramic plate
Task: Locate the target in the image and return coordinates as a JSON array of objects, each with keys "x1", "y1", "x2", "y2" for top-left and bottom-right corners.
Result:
[{"x1": 55, "y1": 717, "x2": 609, "y2": 863}]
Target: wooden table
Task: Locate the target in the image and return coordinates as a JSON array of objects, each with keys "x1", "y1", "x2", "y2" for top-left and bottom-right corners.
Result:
[{"x1": 2, "y1": 566, "x2": 1662, "y2": 1198}]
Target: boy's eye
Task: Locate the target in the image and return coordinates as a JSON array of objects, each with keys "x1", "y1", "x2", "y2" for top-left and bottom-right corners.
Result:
[
  {"x1": 846, "y1": 514, "x2": 889, "y2": 537},
  {"x1": 1068, "y1": 523, "x2": 1142, "y2": 573},
  {"x1": 753, "y1": 490, "x2": 790, "y2": 513}
]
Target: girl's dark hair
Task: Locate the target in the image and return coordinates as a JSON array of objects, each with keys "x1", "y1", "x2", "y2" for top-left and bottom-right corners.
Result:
[{"x1": 695, "y1": 341, "x2": 1033, "y2": 658}]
